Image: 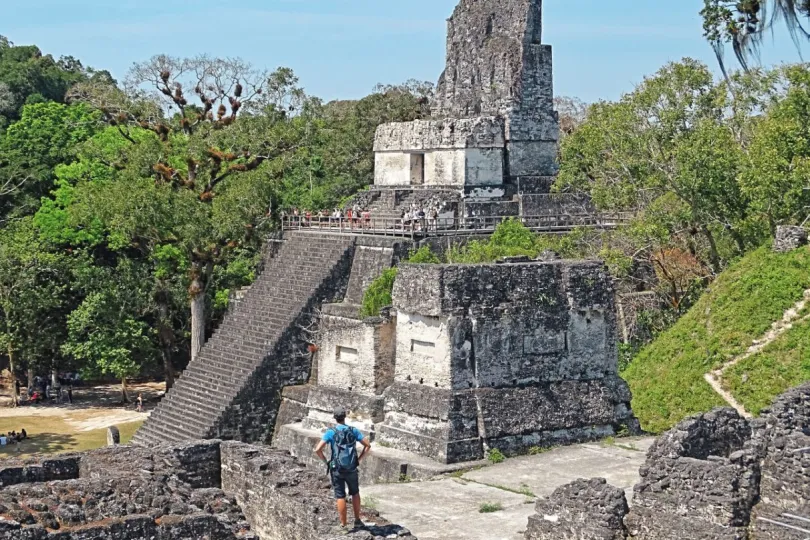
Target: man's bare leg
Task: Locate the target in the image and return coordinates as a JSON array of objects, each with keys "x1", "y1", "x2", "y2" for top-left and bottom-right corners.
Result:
[
  {"x1": 351, "y1": 494, "x2": 362, "y2": 522},
  {"x1": 336, "y1": 498, "x2": 348, "y2": 526}
]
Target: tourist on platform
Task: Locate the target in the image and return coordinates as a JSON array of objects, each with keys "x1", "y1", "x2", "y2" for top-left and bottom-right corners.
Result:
[
  {"x1": 314, "y1": 407, "x2": 371, "y2": 533},
  {"x1": 429, "y1": 206, "x2": 439, "y2": 231},
  {"x1": 136, "y1": 393, "x2": 144, "y2": 413}
]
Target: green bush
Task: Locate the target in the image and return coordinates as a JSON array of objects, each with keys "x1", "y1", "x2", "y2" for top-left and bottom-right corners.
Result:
[
  {"x1": 407, "y1": 245, "x2": 442, "y2": 263},
  {"x1": 623, "y1": 245, "x2": 810, "y2": 433},
  {"x1": 478, "y1": 502, "x2": 503, "y2": 513},
  {"x1": 486, "y1": 448, "x2": 506, "y2": 464},
  {"x1": 359, "y1": 267, "x2": 398, "y2": 318}
]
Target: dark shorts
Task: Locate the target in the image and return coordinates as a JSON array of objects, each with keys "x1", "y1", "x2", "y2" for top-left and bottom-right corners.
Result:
[{"x1": 331, "y1": 469, "x2": 360, "y2": 499}]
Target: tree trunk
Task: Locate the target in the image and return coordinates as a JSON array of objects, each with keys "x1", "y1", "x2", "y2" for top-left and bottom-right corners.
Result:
[
  {"x1": 27, "y1": 368, "x2": 33, "y2": 389},
  {"x1": 8, "y1": 345, "x2": 16, "y2": 408},
  {"x1": 190, "y1": 283, "x2": 205, "y2": 362},
  {"x1": 188, "y1": 260, "x2": 210, "y2": 363},
  {"x1": 156, "y1": 297, "x2": 176, "y2": 390},
  {"x1": 121, "y1": 378, "x2": 129, "y2": 403},
  {"x1": 701, "y1": 225, "x2": 722, "y2": 275},
  {"x1": 51, "y1": 368, "x2": 58, "y2": 389}
]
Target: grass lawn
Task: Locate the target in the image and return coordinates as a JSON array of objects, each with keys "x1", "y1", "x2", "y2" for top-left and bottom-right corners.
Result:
[
  {"x1": 0, "y1": 416, "x2": 142, "y2": 459},
  {"x1": 724, "y1": 316, "x2": 810, "y2": 415},
  {"x1": 623, "y1": 245, "x2": 810, "y2": 433}
]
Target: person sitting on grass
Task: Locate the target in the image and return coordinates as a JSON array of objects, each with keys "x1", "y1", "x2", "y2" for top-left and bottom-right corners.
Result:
[{"x1": 314, "y1": 407, "x2": 372, "y2": 534}]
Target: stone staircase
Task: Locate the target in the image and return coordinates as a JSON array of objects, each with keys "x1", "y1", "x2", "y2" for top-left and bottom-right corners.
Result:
[{"x1": 132, "y1": 231, "x2": 356, "y2": 447}]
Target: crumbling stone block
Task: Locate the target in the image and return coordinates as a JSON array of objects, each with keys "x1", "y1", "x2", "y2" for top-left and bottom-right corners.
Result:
[
  {"x1": 773, "y1": 225, "x2": 808, "y2": 253},
  {"x1": 525, "y1": 478, "x2": 628, "y2": 540},
  {"x1": 375, "y1": 260, "x2": 638, "y2": 463},
  {"x1": 750, "y1": 382, "x2": 810, "y2": 539},
  {"x1": 625, "y1": 408, "x2": 760, "y2": 539}
]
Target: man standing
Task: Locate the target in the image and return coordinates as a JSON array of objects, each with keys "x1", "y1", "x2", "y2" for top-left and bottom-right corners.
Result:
[{"x1": 314, "y1": 407, "x2": 372, "y2": 533}]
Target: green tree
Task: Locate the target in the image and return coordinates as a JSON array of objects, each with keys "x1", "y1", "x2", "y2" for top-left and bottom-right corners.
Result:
[
  {"x1": 62, "y1": 260, "x2": 157, "y2": 402},
  {"x1": 70, "y1": 56, "x2": 302, "y2": 362},
  {"x1": 741, "y1": 64, "x2": 810, "y2": 231},
  {"x1": 0, "y1": 37, "x2": 88, "y2": 124},
  {"x1": 558, "y1": 59, "x2": 757, "y2": 273},
  {"x1": 0, "y1": 102, "x2": 100, "y2": 219},
  {"x1": 0, "y1": 218, "x2": 74, "y2": 403}
]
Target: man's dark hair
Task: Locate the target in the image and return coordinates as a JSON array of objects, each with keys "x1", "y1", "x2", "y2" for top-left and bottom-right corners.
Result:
[{"x1": 333, "y1": 406, "x2": 347, "y2": 422}]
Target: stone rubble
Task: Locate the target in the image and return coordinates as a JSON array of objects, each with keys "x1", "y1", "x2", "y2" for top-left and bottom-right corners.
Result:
[{"x1": 524, "y1": 382, "x2": 810, "y2": 540}]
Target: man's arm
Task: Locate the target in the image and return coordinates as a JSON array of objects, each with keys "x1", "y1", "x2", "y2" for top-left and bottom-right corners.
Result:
[
  {"x1": 314, "y1": 440, "x2": 328, "y2": 464},
  {"x1": 358, "y1": 437, "x2": 371, "y2": 461}
]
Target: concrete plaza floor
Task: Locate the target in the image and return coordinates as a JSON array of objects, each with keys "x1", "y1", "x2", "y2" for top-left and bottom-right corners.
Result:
[{"x1": 364, "y1": 437, "x2": 655, "y2": 540}]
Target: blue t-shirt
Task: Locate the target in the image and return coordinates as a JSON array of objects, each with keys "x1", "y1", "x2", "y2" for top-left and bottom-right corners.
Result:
[
  {"x1": 322, "y1": 424, "x2": 364, "y2": 443},
  {"x1": 322, "y1": 424, "x2": 364, "y2": 458}
]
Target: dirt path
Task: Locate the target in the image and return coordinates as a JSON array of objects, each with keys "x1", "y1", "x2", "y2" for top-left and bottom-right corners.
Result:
[{"x1": 704, "y1": 289, "x2": 810, "y2": 417}]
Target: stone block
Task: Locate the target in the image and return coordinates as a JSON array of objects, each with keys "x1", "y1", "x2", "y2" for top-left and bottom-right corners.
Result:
[
  {"x1": 773, "y1": 225, "x2": 808, "y2": 253},
  {"x1": 106, "y1": 426, "x2": 120, "y2": 446},
  {"x1": 525, "y1": 478, "x2": 628, "y2": 540}
]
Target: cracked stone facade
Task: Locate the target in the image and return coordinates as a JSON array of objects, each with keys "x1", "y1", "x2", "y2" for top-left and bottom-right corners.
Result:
[
  {"x1": 375, "y1": 260, "x2": 638, "y2": 463},
  {"x1": 374, "y1": 0, "x2": 559, "y2": 191}
]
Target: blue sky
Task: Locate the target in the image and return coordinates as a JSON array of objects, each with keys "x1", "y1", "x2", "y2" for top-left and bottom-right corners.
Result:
[{"x1": 3, "y1": 0, "x2": 807, "y2": 103}]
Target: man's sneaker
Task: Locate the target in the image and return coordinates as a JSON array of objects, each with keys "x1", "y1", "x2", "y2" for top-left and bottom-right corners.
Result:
[{"x1": 353, "y1": 519, "x2": 365, "y2": 530}]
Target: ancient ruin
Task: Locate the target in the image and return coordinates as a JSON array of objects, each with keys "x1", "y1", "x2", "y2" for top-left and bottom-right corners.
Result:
[
  {"x1": 273, "y1": 258, "x2": 638, "y2": 477},
  {"x1": 524, "y1": 382, "x2": 810, "y2": 540},
  {"x1": 134, "y1": 0, "x2": 629, "y2": 471},
  {"x1": 0, "y1": 440, "x2": 416, "y2": 539}
]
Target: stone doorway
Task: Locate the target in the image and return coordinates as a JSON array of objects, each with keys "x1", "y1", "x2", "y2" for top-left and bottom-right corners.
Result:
[{"x1": 410, "y1": 152, "x2": 425, "y2": 185}]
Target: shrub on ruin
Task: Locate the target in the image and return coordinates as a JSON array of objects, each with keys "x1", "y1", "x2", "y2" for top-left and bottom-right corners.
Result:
[
  {"x1": 360, "y1": 268, "x2": 398, "y2": 318},
  {"x1": 486, "y1": 448, "x2": 506, "y2": 464},
  {"x1": 478, "y1": 502, "x2": 503, "y2": 513},
  {"x1": 407, "y1": 245, "x2": 441, "y2": 264}
]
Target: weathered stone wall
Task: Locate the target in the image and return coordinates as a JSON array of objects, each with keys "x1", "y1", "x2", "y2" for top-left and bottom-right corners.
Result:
[
  {"x1": 432, "y1": 0, "x2": 545, "y2": 119},
  {"x1": 376, "y1": 260, "x2": 637, "y2": 463},
  {"x1": 315, "y1": 314, "x2": 396, "y2": 396},
  {"x1": 773, "y1": 225, "x2": 808, "y2": 253},
  {"x1": 0, "y1": 455, "x2": 80, "y2": 488},
  {"x1": 220, "y1": 442, "x2": 416, "y2": 540},
  {"x1": 431, "y1": 0, "x2": 559, "y2": 179},
  {"x1": 374, "y1": 0, "x2": 559, "y2": 188},
  {"x1": 750, "y1": 383, "x2": 810, "y2": 539},
  {"x1": 625, "y1": 408, "x2": 760, "y2": 539},
  {"x1": 525, "y1": 478, "x2": 628, "y2": 540},
  {"x1": 344, "y1": 245, "x2": 396, "y2": 305},
  {"x1": 0, "y1": 441, "x2": 253, "y2": 540}
]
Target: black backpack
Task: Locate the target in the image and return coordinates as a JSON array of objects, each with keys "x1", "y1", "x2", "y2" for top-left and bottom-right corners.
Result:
[{"x1": 330, "y1": 427, "x2": 359, "y2": 473}]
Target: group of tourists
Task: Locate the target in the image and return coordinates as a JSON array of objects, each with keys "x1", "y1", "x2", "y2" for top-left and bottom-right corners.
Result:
[
  {"x1": 282, "y1": 206, "x2": 373, "y2": 229},
  {"x1": 400, "y1": 203, "x2": 440, "y2": 231},
  {"x1": 0, "y1": 429, "x2": 27, "y2": 445},
  {"x1": 16, "y1": 374, "x2": 78, "y2": 406}
]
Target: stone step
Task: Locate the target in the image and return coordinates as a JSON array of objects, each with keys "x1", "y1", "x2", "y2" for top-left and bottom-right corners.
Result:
[{"x1": 132, "y1": 232, "x2": 355, "y2": 447}]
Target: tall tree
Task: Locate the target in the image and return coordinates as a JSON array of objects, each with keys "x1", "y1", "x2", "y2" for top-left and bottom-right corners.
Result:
[
  {"x1": 70, "y1": 55, "x2": 301, "y2": 363},
  {"x1": 0, "y1": 102, "x2": 100, "y2": 220},
  {"x1": 558, "y1": 59, "x2": 758, "y2": 273},
  {"x1": 0, "y1": 218, "x2": 73, "y2": 402}
]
